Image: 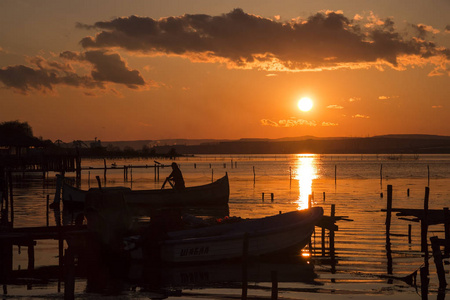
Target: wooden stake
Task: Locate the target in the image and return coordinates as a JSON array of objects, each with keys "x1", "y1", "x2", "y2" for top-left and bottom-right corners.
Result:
[{"x1": 421, "y1": 187, "x2": 429, "y2": 252}]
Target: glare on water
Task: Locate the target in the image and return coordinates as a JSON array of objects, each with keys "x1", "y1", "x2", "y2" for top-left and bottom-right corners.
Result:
[{"x1": 293, "y1": 154, "x2": 318, "y2": 210}]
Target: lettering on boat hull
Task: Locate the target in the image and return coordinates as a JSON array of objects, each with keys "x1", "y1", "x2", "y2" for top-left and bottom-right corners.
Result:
[{"x1": 180, "y1": 246, "x2": 209, "y2": 257}]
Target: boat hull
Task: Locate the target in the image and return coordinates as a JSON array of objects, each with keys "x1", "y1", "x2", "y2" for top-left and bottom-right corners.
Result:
[
  {"x1": 160, "y1": 207, "x2": 323, "y2": 263},
  {"x1": 62, "y1": 174, "x2": 230, "y2": 208}
]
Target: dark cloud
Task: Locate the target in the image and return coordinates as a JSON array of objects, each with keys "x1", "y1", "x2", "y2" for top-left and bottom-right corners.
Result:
[
  {"x1": 79, "y1": 8, "x2": 450, "y2": 72},
  {"x1": 60, "y1": 50, "x2": 146, "y2": 88},
  {"x1": 0, "y1": 64, "x2": 102, "y2": 94},
  {"x1": 0, "y1": 51, "x2": 146, "y2": 94}
]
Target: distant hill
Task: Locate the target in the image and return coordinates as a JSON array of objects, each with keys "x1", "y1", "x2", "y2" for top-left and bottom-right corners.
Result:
[{"x1": 84, "y1": 134, "x2": 450, "y2": 154}]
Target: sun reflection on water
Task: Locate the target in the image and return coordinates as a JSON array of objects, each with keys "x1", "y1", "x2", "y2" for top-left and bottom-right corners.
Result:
[{"x1": 293, "y1": 154, "x2": 318, "y2": 210}]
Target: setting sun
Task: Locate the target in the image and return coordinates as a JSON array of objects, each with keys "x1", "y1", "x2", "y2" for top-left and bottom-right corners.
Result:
[{"x1": 298, "y1": 97, "x2": 313, "y2": 112}]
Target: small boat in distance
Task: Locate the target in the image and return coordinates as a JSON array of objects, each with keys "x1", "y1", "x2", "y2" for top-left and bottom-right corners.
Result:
[{"x1": 58, "y1": 173, "x2": 230, "y2": 208}]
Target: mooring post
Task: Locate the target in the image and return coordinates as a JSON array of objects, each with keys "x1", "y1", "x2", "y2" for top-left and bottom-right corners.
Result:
[
  {"x1": 253, "y1": 166, "x2": 256, "y2": 184},
  {"x1": 8, "y1": 171, "x2": 13, "y2": 226},
  {"x1": 64, "y1": 248, "x2": 75, "y2": 300},
  {"x1": 271, "y1": 271, "x2": 278, "y2": 300},
  {"x1": 262, "y1": 193, "x2": 264, "y2": 201},
  {"x1": 420, "y1": 266, "x2": 429, "y2": 299},
  {"x1": 385, "y1": 185, "x2": 393, "y2": 238},
  {"x1": 211, "y1": 169, "x2": 214, "y2": 182},
  {"x1": 408, "y1": 224, "x2": 412, "y2": 244},
  {"x1": 334, "y1": 165, "x2": 337, "y2": 185},
  {"x1": 323, "y1": 192, "x2": 326, "y2": 202},
  {"x1": 427, "y1": 165, "x2": 430, "y2": 186},
  {"x1": 380, "y1": 164, "x2": 383, "y2": 186},
  {"x1": 421, "y1": 187, "x2": 430, "y2": 253},
  {"x1": 430, "y1": 236, "x2": 447, "y2": 290},
  {"x1": 271, "y1": 193, "x2": 274, "y2": 202},
  {"x1": 321, "y1": 225, "x2": 326, "y2": 257},
  {"x1": 330, "y1": 204, "x2": 336, "y2": 257},
  {"x1": 241, "y1": 233, "x2": 248, "y2": 300},
  {"x1": 444, "y1": 208, "x2": 450, "y2": 256},
  {"x1": 27, "y1": 241, "x2": 35, "y2": 271},
  {"x1": 46, "y1": 195, "x2": 49, "y2": 227},
  {"x1": 407, "y1": 188, "x2": 410, "y2": 197},
  {"x1": 154, "y1": 163, "x2": 157, "y2": 181},
  {"x1": 289, "y1": 166, "x2": 292, "y2": 186},
  {"x1": 103, "y1": 158, "x2": 107, "y2": 183}
]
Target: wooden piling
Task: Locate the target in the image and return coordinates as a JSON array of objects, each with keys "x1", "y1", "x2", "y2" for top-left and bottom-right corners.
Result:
[
  {"x1": 103, "y1": 158, "x2": 107, "y2": 182},
  {"x1": 334, "y1": 165, "x2": 337, "y2": 185},
  {"x1": 211, "y1": 169, "x2": 214, "y2": 182},
  {"x1": 271, "y1": 271, "x2": 278, "y2": 300},
  {"x1": 64, "y1": 248, "x2": 75, "y2": 300},
  {"x1": 262, "y1": 193, "x2": 264, "y2": 201},
  {"x1": 323, "y1": 192, "x2": 326, "y2": 202},
  {"x1": 430, "y1": 237, "x2": 447, "y2": 290},
  {"x1": 407, "y1": 188, "x2": 410, "y2": 197},
  {"x1": 420, "y1": 266, "x2": 429, "y2": 298},
  {"x1": 385, "y1": 185, "x2": 393, "y2": 238},
  {"x1": 330, "y1": 204, "x2": 335, "y2": 257},
  {"x1": 253, "y1": 166, "x2": 256, "y2": 184},
  {"x1": 241, "y1": 233, "x2": 248, "y2": 300},
  {"x1": 421, "y1": 187, "x2": 429, "y2": 252},
  {"x1": 46, "y1": 195, "x2": 49, "y2": 227},
  {"x1": 271, "y1": 193, "x2": 274, "y2": 202},
  {"x1": 8, "y1": 171, "x2": 13, "y2": 226},
  {"x1": 408, "y1": 224, "x2": 412, "y2": 244},
  {"x1": 444, "y1": 208, "x2": 450, "y2": 256},
  {"x1": 380, "y1": 164, "x2": 383, "y2": 185},
  {"x1": 427, "y1": 165, "x2": 430, "y2": 186}
]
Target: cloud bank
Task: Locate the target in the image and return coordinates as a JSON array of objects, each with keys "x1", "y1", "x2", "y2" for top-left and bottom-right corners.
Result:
[
  {"x1": 0, "y1": 50, "x2": 147, "y2": 94},
  {"x1": 80, "y1": 8, "x2": 450, "y2": 74}
]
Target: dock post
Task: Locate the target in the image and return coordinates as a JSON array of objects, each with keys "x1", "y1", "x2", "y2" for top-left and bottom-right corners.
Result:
[
  {"x1": 323, "y1": 192, "x2": 325, "y2": 202},
  {"x1": 8, "y1": 171, "x2": 13, "y2": 226},
  {"x1": 27, "y1": 241, "x2": 35, "y2": 271},
  {"x1": 211, "y1": 169, "x2": 214, "y2": 182},
  {"x1": 427, "y1": 165, "x2": 430, "y2": 186},
  {"x1": 430, "y1": 237, "x2": 447, "y2": 290},
  {"x1": 103, "y1": 158, "x2": 107, "y2": 183},
  {"x1": 271, "y1": 193, "x2": 274, "y2": 202},
  {"x1": 408, "y1": 224, "x2": 412, "y2": 244},
  {"x1": 330, "y1": 204, "x2": 336, "y2": 257},
  {"x1": 444, "y1": 208, "x2": 450, "y2": 256},
  {"x1": 421, "y1": 187, "x2": 429, "y2": 253},
  {"x1": 262, "y1": 193, "x2": 264, "y2": 201},
  {"x1": 271, "y1": 271, "x2": 278, "y2": 300},
  {"x1": 420, "y1": 266, "x2": 429, "y2": 299},
  {"x1": 154, "y1": 163, "x2": 157, "y2": 181},
  {"x1": 241, "y1": 233, "x2": 248, "y2": 300},
  {"x1": 385, "y1": 185, "x2": 393, "y2": 238},
  {"x1": 64, "y1": 248, "x2": 75, "y2": 300},
  {"x1": 321, "y1": 226, "x2": 326, "y2": 257},
  {"x1": 46, "y1": 195, "x2": 49, "y2": 227},
  {"x1": 334, "y1": 165, "x2": 337, "y2": 185},
  {"x1": 253, "y1": 166, "x2": 256, "y2": 184}
]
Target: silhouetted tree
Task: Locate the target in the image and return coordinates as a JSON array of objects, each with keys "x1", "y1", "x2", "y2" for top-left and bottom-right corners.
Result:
[{"x1": 0, "y1": 120, "x2": 33, "y2": 137}]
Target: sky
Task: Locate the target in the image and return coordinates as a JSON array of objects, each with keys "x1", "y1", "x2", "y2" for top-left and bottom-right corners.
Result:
[{"x1": 1, "y1": 0, "x2": 449, "y2": 142}]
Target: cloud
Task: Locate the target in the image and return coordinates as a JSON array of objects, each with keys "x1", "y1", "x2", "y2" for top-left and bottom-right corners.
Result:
[
  {"x1": 349, "y1": 97, "x2": 361, "y2": 102},
  {"x1": 321, "y1": 122, "x2": 338, "y2": 126},
  {"x1": 378, "y1": 95, "x2": 399, "y2": 100},
  {"x1": 60, "y1": 50, "x2": 146, "y2": 88},
  {"x1": 0, "y1": 51, "x2": 147, "y2": 94},
  {"x1": 432, "y1": 105, "x2": 443, "y2": 109},
  {"x1": 261, "y1": 118, "x2": 316, "y2": 127},
  {"x1": 327, "y1": 104, "x2": 344, "y2": 109},
  {"x1": 352, "y1": 114, "x2": 370, "y2": 118},
  {"x1": 78, "y1": 8, "x2": 450, "y2": 74}
]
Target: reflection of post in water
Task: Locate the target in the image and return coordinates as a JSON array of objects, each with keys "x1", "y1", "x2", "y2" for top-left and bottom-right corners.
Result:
[{"x1": 241, "y1": 233, "x2": 248, "y2": 300}]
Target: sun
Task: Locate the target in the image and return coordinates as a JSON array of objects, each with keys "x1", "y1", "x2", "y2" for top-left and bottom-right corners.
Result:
[{"x1": 298, "y1": 97, "x2": 313, "y2": 112}]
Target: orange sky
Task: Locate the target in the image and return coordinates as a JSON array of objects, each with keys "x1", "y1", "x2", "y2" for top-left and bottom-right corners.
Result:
[{"x1": 1, "y1": 1, "x2": 449, "y2": 142}]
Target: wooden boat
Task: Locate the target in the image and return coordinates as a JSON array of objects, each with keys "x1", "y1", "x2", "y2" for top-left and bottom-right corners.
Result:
[
  {"x1": 154, "y1": 207, "x2": 323, "y2": 263},
  {"x1": 59, "y1": 173, "x2": 230, "y2": 208}
]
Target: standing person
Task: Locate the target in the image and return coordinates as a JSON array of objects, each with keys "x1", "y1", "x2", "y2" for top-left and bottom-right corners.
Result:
[{"x1": 164, "y1": 162, "x2": 185, "y2": 190}]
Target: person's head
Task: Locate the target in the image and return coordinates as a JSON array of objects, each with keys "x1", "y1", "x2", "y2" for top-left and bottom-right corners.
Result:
[{"x1": 171, "y1": 162, "x2": 178, "y2": 169}]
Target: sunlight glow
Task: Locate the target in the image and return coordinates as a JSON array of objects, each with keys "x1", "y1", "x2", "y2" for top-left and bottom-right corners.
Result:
[
  {"x1": 293, "y1": 154, "x2": 318, "y2": 210},
  {"x1": 298, "y1": 97, "x2": 313, "y2": 112}
]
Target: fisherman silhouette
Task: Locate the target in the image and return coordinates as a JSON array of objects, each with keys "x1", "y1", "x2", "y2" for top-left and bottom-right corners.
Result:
[{"x1": 162, "y1": 162, "x2": 185, "y2": 190}]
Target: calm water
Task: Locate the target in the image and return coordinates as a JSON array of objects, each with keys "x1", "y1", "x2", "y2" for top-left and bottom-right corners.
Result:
[{"x1": 6, "y1": 154, "x2": 450, "y2": 299}]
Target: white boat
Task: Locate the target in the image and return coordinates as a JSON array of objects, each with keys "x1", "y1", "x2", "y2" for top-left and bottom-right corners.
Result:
[
  {"x1": 157, "y1": 207, "x2": 323, "y2": 263},
  {"x1": 58, "y1": 173, "x2": 230, "y2": 208}
]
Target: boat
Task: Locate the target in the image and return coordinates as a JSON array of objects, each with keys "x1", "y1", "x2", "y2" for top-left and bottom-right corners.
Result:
[
  {"x1": 57, "y1": 173, "x2": 230, "y2": 208},
  {"x1": 132, "y1": 207, "x2": 323, "y2": 263}
]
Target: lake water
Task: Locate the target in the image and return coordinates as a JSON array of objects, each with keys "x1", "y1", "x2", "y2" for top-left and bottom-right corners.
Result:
[{"x1": 4, "y1": 154, "x2": 450, "y2": 299}]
